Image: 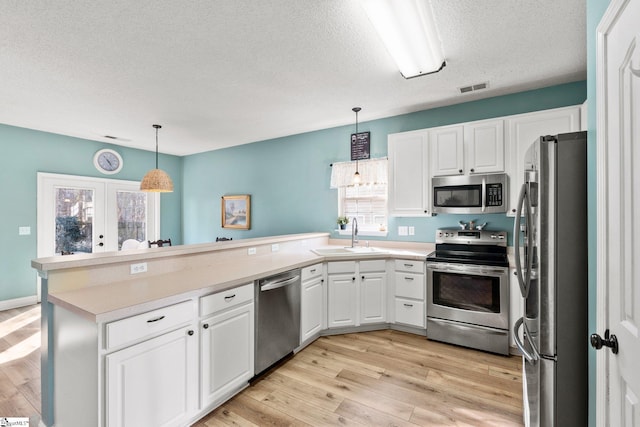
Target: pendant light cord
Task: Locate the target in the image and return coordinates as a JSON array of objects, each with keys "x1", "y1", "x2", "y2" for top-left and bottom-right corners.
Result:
[{"x1": 153, "y1": 124, "x2": 162, "y2": 169}]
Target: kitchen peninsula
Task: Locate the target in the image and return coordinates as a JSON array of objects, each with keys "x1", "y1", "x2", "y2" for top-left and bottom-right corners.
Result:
[{"x1": 32, "y1": 233, "x2": 432, "y2": 427}]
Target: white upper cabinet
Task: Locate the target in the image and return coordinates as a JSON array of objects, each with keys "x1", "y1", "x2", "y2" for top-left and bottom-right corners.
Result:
[
  {"x1": 388, "y1": 130, "x2": 431, "y2": 216},
  {"x1": 505, "y1": 106, "x2": 581, "y2": 216},
  {"x1": 464, "y1": 119, "x2": 505, "y2": 174},
  {"x1": 430, "y1": 125, "x2": 464, "y2": 176},
  {"x1": 431, "y1": 119, "x2": 504, "y2": 177}
]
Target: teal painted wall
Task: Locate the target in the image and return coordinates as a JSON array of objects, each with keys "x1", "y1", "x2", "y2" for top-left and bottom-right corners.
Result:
[
  {"x1": 0, "y1": 124, "x2": 182, "y2": 302},
  {"x1": 183, "y1": 81, "x2": 587, "y2": 245},
  {"x1": 587, "y1": 1, "x2": 610, "y2": 426}
]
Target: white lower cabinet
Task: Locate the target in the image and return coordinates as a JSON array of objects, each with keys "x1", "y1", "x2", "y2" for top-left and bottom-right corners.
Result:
[
  {"x1": 328, "y1": 272, "x2": 357, "y2": 328},
  {"x1": 105, "y1": 323, "x2": 198, "y2": 427},
  {"x1": 301, "y1": 263, "x2": 324, "y2": 343},
  {"x1": 327, "y1": 260, "x2": 386, "y2": 328},
  {"x1": 393, "y1": 259, "x2": 426, "y2": 328},
  {"x1": 200, "y1": 283, "x2": 254, "y2": 410}
]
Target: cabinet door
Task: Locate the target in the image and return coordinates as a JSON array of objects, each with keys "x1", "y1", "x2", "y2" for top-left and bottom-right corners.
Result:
[
  {"x1": 360, "y1": 273, "x2": 386, "y2": 324},
  {"x1": 301, "y1": 276, "x2": 324, "y2": 342},
  {"x1": 506, "y1": 106, "x2": 580, "y2": 215},
  {"x1": 388, "y1": 130, "x2": 431, "y2": 216},
  {"x1": 430, "y1": 125, "x2": 464, "y2": 177},
  {"x1": 106, "y1": 326, "x2": 198, "y2": 427},
  {"x1": 201, "y1": 302, "x2": 254, "y2": 408},
  {"x1": 464, "y1": 119, "x2": 504, "y2": 174},
  {"x1": 327, "y1": 274, "x2": 357, "y2": 328}
]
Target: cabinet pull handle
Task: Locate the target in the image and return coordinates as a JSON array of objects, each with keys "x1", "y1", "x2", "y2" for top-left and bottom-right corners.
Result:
[
  {"x1": 404, "y1": 263, "x2": 414, "y2": 268},
  {"x1": 405, "y1": 276, "x2": 414, "y2": 281},
  {"x1": 146, "y1": 315, "x2": 165, "y2": 323},
  {"x1": 224, "y1": 294, "x2": 236, "y2": 301},
  {"x1": 310, "y1": 269, "x2": 316, "y2": 273},
  {"x1": 404, "y1": 303, "x2": 414, "y2": 307},
  {"x1": 203, "y1": 324, "x2": 209, "y2": 329},
  {"x1": 187, "y1": 330, "x2": 194, "y2": 336}
]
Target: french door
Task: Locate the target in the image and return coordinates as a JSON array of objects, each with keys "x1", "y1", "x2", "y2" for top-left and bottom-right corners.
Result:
[{"x1": 37, "y1": 173, "x2": 159, "y2": 257}]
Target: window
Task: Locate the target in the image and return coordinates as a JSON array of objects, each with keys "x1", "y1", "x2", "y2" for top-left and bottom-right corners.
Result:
[{"x1": 331, "y1": 158, "x2": 388, "y2": 235}]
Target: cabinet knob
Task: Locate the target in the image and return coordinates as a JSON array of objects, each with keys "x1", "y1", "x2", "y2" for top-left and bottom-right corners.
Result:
[
  {"x1": 203, "y1": 324, "x2": 209, "y2": 329},
  {"x1": 352, "y1": 277, "x2": 356, "y2": 281},
  {"x1": 470, "y1": 168, "x2": 475, "y2": 173},
  {"x1": 458, "y1": 169, "x2": 463, "y2": 174},
  {"x1": 187, "y1": 330, "x2": 194, "y2": 336}
]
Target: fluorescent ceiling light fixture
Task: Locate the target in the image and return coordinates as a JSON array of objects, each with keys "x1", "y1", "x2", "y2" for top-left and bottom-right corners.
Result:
[{"x1": 361, "y1": 0, "x2": 445, "y2": 79}]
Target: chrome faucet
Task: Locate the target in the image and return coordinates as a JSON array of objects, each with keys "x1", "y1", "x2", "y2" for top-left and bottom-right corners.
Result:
[{"x1": 351, "y1": 217, "x2": 359, "y2": 248}]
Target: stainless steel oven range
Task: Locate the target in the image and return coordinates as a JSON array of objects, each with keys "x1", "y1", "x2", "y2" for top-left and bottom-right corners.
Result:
[{"x1": 426, "y1": 228, "x2": 510, "y2": 355}]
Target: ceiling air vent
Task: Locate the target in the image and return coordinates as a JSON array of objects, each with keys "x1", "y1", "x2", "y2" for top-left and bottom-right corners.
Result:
[{"x1": 458, "y1": 82, "x2": 489, "y2": 94}]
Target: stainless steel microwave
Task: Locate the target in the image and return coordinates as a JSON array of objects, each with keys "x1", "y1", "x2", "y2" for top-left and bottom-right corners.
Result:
[{"x1": 432, "y1": 173, "x2": 508, "y2": 214}]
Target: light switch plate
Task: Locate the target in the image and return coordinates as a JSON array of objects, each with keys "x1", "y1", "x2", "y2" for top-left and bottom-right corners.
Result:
[
  {"x1": 130, "y1": 263, "x2": 147, "y2": 274},
  {"x1": 18, "y1": 226, "x2": 31, "y2": 235},
  {"x1": 398, "y1": 226, "x2": 408, "y2": 236},
  {"x1": 408, "y1": 226, "x2": 415, "y2": 235},
  {"x1": 271, "y1": 244, "x2": 280, "y2": 252},
  {"x1": 248, "y1": 247, "x2": 257, "y2": 255}
]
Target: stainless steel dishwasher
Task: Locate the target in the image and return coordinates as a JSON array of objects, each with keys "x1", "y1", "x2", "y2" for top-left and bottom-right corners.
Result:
[{"x1": 254, "y1": 268, "x2": 301, "y2": 376}]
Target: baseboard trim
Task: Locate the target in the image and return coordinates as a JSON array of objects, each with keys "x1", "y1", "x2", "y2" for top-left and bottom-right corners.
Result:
[{"x1": 0, "y1": 295, "x2": 38, "y2": 311}]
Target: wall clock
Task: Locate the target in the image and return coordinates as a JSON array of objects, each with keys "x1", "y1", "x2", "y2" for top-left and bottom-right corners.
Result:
[{"x1": 93, "y1": 148, "x2": 123, "y2": 174}]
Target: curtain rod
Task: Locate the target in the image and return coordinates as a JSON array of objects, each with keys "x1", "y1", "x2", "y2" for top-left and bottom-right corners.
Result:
[{"x1": 329, "y1": 156, "x2": 387, "y2": 167}]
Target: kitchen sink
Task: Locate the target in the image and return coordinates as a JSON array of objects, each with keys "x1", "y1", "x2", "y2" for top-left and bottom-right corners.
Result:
[{"x1": 312, "y1": 247, "x2": 388, "y2": 256}]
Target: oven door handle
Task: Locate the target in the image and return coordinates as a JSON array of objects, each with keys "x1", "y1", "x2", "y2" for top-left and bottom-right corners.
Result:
[
  {"x1": 427, "y1": 263, "x2": 506, "y2": 276},
  {"x1": 513, "y1": 317, "x2": 539, "y2": 363}
]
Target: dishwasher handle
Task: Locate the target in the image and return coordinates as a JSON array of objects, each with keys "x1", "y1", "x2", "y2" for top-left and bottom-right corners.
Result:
[{"x1": 260, "y1": 275, "x2": 300, "y2": 292}]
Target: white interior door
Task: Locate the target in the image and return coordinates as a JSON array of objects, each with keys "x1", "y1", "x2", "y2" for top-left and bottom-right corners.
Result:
[
  {"x1": 37, "y1": 173, "x2": 159, "y2": 256},
  {"x1": 596, "y1": 0, "x2": 640, "y2": 425}
]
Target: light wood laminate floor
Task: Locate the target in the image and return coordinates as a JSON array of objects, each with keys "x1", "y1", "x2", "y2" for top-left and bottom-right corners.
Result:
[{"x1": 0, "y1": 305, "x2": 523, "y2": 426}]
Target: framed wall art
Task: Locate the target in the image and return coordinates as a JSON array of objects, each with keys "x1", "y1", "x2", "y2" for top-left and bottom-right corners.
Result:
[{"x1": 221, "y1": 195, "x2": 251, "y2": 229}]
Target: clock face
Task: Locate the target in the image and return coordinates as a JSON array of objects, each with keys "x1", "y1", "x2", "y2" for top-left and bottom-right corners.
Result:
[{"x1": 94, "y1": 149, "x2": 123, "y2": 174}]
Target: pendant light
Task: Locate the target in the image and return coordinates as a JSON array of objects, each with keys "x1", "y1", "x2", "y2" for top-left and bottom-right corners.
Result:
[
  {"x1": 140, "y1": 124, "x2": 174, "y2": 192},
  {"x1": 352, "y1": 107, "x2": 362, "y2": 185}
]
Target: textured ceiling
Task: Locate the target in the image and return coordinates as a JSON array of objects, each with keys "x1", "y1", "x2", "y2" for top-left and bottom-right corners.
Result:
[{"x1": 0, "y1": 0, "x2": 586, "y2": 156}]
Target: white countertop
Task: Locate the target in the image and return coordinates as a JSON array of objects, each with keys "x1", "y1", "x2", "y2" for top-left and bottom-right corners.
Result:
[{"x1": 43, "y1": 238, "x2": 432, "y2": 324}]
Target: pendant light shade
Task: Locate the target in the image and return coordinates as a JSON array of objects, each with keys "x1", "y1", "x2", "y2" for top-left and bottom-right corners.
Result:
[{"x1": 140, "y1": 124, "x2": 174, "y2": 192}]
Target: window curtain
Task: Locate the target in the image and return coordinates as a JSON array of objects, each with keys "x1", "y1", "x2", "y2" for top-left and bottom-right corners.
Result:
[{"x1": 330, "y1": 158, "x2": 388, "y2": 188}]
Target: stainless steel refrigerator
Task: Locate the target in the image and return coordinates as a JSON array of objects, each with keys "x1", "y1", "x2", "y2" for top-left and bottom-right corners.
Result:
[{"x1": 513, "y1": 131, "x2": 588, "y2": 427}]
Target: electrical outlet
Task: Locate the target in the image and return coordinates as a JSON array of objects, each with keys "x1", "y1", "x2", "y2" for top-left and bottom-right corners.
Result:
[
  {"x1": 271, "y1": 244, "x2": 280, "y2": 252},
  {"x1": 248, "y1": 247, "x2": 257, "y2": 255},
  {"x1": 18, "y1": 226, "x2": 31, "y2": 235},
  {"x1": 130, "y1": 262, "x2": 147, "y2": 274},
  {"x1": 408, "y1": 226, "x2": 415, "y2": 235},
  {"x1": 398, "y1": 226, "x2": 408, "y2": 236}
]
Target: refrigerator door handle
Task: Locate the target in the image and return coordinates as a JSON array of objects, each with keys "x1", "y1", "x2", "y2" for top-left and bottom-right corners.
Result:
[
  {"x1": 513, "y1": 183, "x2": 534, "y2": 298},
  {"x1": 514, "y1": 317, "x2": 539, "y2": 363}
]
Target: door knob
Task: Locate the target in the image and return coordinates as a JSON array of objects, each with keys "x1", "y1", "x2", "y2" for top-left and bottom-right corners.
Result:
[{"x1": 590, "y1": 329, "x2": 618, "y2": 354}]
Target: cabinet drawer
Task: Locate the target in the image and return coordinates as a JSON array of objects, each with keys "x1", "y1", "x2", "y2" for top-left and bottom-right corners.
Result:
[
  {"x1": 395, "y1": 272, "x2": 425, "y2": 299},
  {"x1": 328, "y1": 261, "x2": 356, "y2": 274},
  {"x1": 302, "y1": 263, "x2": 323, "y2": 281},
  {"x1": 359, "y1": 260, "x2": 386, "y2": 273},
  {"x1": 200, "y1": 283, "x2": 253, "y2": 317},
  {"x1": 394, "y1": 259, "x2": 424, "y2": 274},
  {"x1": 395, "y1": 298, "x2": 425, "y2": 328},
  {"x1": 105, "y1": 300, "x2": 194, "y2": 350}
]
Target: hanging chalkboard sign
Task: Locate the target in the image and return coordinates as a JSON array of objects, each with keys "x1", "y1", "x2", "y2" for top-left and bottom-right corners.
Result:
[{"x1": 351, "y1": 131, "x2": 370, "y2": 161}]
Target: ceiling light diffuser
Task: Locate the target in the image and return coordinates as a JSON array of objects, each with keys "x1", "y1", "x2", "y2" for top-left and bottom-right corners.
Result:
[{"x1": 361, "y1": 0, "x2": 446, "y2": 79}]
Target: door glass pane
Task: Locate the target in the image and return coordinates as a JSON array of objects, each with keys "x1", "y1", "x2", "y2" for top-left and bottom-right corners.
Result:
[
  {"x1": 117, "y1": 191, "x2": 147, "y2": 249},
  {"x1": 55, "y1": 188, "x2": 94, "y2": 254}
]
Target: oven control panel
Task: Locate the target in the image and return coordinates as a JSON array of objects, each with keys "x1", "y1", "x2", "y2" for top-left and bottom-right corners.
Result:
[{"x1": 435, "y1": 229, "x2": 507, "y2": 245}]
